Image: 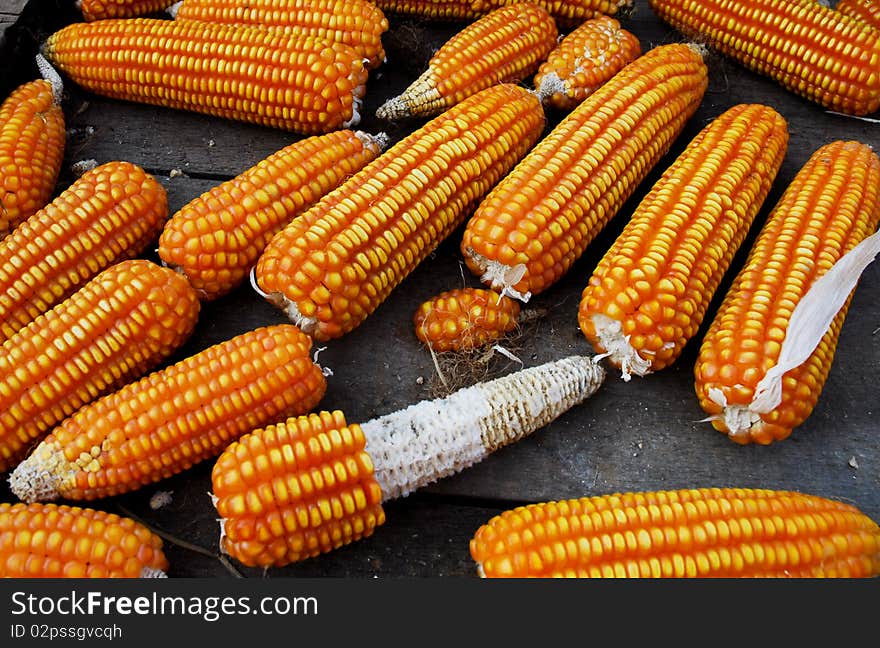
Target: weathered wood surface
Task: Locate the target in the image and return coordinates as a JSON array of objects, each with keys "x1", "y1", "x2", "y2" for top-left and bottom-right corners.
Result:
[{"x1": 0, "y1": 1, "x2": 878, "y2": 578}]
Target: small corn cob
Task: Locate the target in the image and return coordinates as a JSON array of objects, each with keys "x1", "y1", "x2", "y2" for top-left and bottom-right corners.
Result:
[
  {"x1": 0, "y1": 79, "x2": 65, "y2": 239},
  {"x1": 78, "y1": 0, "x2": 176, "y2": 20},
  {"x1": 470, "y1": 488, "x2": 880, "y2": 577},
  {"x1": 534, "y1": 16, "x2": 641, "y2": 111},
  {"x1": 414, "y1": 287, "x2": 521, "y2": 352},
  {"x1": 213, "y1": 355, "x2": 606, "y2": 567},
  {"x1": 648, "y1": 0, "x2": 880, "y2": 116},
  {"x1": 578, "y1": 104, "x2": 790, "y2": 379},
  {"x1": 374, "y1": 0, "x2": 633, "y2": 25},
  {"x1": 173, "y1": 0, "x2": 390, "y2": 69},
  {"x1": 158, "y1": 130, "x2": 385, "y2": 301},
  {"x1": 0, "y1": 160, "x2": 167, "y2": 343},
  {"x1": 0, "y1": 502, "x2": 168, "y2": 578},
  {"x1": 0, "y1": 260, "x2": 200, "y2": 474},
  {"x1": 695, "y1": 140, "x2": 880, "y2": 445},
  {"x1": 10, "y1": 324, "x2": 326, "y2": 501},
  {"x1": 376, "y1": 4, "x2": 557, "y2": 120},
  {"x1": 461, "y1": 43, "x2": 708, "y2": 301},
  {"x1": 43, "y1": 18, "x2": 369, "y2": 134},
  {"x1": 254, "y1": 84, "x2": 545, "y2": 341},
  {"x1": 837, "y1": 0, "x2": 880, "y2": 30}
]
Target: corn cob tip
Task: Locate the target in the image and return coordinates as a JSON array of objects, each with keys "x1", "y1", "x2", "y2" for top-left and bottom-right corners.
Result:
[
  {"x1": 34, "y1": 53, "x2": 63, "y2": 104},
  {"x1": 344, "y1": 97, "x2": 363, "y2": 128},
  {"x1": 8, "y1": 444, "x2": 68, "y2": 503},
  {"x1": 70, "y1": 158, "x2": 98, "y2": 176},
  {"x1": 376, "y1": 93, "x2": 420, "y2": 121},
  {"x1": 587, "y1": 314, "x2": 653, "y2": 381},
  {"x1": 355, "y1": 130, "x2": 390, "y2": 153},
  {"x1": 464, "y1": 248, "x2": 531, "y2": 302},
  {"x1": 167, "y1": 1, "x2": 181, "y2": 17},
  {"x1": 250, "y1": 268, "x2": 319, "y2": 335},
  {"x1": 141, "y1": 566, "x2": 168, "y2": 578},
  {"x1": 535, "y1": 71, "x2": 566, "y2": 105}
]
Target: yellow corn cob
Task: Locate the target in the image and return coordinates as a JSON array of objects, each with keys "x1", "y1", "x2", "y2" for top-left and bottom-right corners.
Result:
[
  {"x1": 0, "y1": 160, "x2": 168, "y2": 343},
  {"x1": 649, "y1": 0, "x2": 880, "y2": 116},
  {"x1": 374, "y1": 0, "x2": 633, "y2": 25},
  {"x1": 78, "y1": 0, "x2": 176, "y2": 20},
  {"x1": 254, "y1": 84, "x2": 545, "y2": 341},
  {"x1": 695, "y1": 140, "x2": 880, "y2": 445},
  {"x1": 376, "y1": 4, "x2": 557, "y2": 120},
  {"x1": 0, "y1": 79, "x2": 65, "y2": 239},
  {"x1": 0, "y1": 260, "x2": 200, "y2": 474},
  {"x1": 173, "y1": 0, "x2": 390, "y2": 69},
  {"x1": 534, "y1": 16, "x2": 641, "y2": 111},
  {"x1": 413, "y1": 287, "x2": 521, "y2": 352},
  {"x1": 461, "y1": 44, "x2": 708, "y2": 301},
  {"x1": 837, "y1": 0, "x2": 880, "y2": 30},
  {"x1": 43, "y1": 18, "x2": 369, "y2": 134},
  {"x1": 578, "y1": 104, "x2": 789, "y2": 379},
  {"x1": 470, "y1": 488, "x2": 880, "y2": 577},
  {"x1": 214, "y1": 356, "x2": 605, "y2": 567},
  {"x1": 0, "y1": 502, "x2": 168, "y2": 578},
  {"x1": 158, "y1": 130, "x2": 385, "y2": 301},
  {"x1": 10, "y1": 324, "x2": 326, "y2": 501}
]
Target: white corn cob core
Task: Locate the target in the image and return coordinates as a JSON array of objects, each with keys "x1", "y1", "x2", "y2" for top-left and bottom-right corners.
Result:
[{"x1": 362, "y1": 355, "x2": 606, "y2": 500}]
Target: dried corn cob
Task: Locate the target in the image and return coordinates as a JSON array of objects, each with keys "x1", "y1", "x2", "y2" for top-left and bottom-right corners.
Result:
[
  {"x1": 213, "y1": 355, "x2": 606, "y2": 567},
  {"x1": 0, "y1": 160, "x2": 167, "y2": 343},
  {"x1": 376, "y1": 4, "x2": 557, "y2": 120},
  {"x1": 534, "y1": 16, "x2": 641, "y2": 111},
  {"x1": 470, "y1": 488, "x2": 880, "y2": 577},
  {"x1": 0, "y1": 78, "x2": 65, "y2": 239},
  {"x1": 0, "y1": 502, "x2": 168, "y2": 577},
  {"x1": 0, "y1": 260, "x2": 200, "y2": 474},
  {"x1": 578, "y1": 104, "x2": 789, "y2": 379},
  {"x1": 462, "y1": 43, "x2": 708, "y2": 301},
  {"x1": 158, "y1": 130, "x2": 385, "y2": 301},
  {"x1": 78, "y1": 0, "x2": 176, "y2": 20},
  {"x1": 173, "y1": 0, "x2": 390, "y2": 69},
  {"x1": 837, "y1": 0, "x2": 880, "y2": 30},
  {"x1": 649, "y1": 0, "x2": 880, "y2": 116},
  {"x1": 414, "y1": 287, "x2": 521, "y2": 352},
  {"x1": 374, "y1": 0, "x2": 633, "y2": 25},
  {"x1": 43, "y1": 18, "x2": 368, "y2": 134},
  {"x1": 255, "y1": 84, "x2": 545, "y2": 341},
  {"x1": 695, "y1": 141, "x2": 880, "y2": 445},
  {"x1": 10, "y1": 324, "x2": 326, "y2": 501}
]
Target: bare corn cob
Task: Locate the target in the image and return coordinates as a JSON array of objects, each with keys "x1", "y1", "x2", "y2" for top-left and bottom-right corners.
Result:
[
  {"x1": 43, "y1": 18, "x2": 368, "y2": 134},
  {"x1": 578, "y1": 104, "x2": 789, "y2": 379},
  {"x1": 0, "y1": 502, "x2": 168, "y2": 578},
  {"x1": 10, "y1": 324, "x2": 326, "y2": 501},
  {"x1": 414, "y1": 287, "x2": 521, "y2": 352},
  {"x1": 0, "y1": 79, "x2": 65, "y2": 239},
  {"x1": 461, "y1": 44, "x2": 708, "y2": 301},
  {"x1": 214, "y1": 356, "x2": 606, "y2": 567},
  {"x1": 158, "y1": 130, "x2": 385, "y2": 301},
  {"x1": 0, "y1": 160, "x2": 167, "y2": 343},
  {"x1": 695, "y1": 140, "x2": 880, "y2": 445},
  {"x1": 0, "y1": 260, "x2": 200, "y2": 474},
  {"x1": 374, "y1": 0, "x2": 633, "y2": 25},
  {"x1": 173, "y1": 0, "x2": 390, "y2": 69},
  {"x1": 649, "y1": 0, "x2": 880, "y2": 116},
  {"x1": 837, "y1": 0, "x2": 880, "y2": 30},
  {"x1": 534, "y1": 16, "x2": 641, "y2": 111},
  {"x1": 254, "y1": 84, "x2": 545, "y2": 341},
  {"x1": 78, "y1": 0, "x2": 176, "y2": 20},
  {"x1": 470, "y1": 488, "x2": 880, "y2": 577},
  {"x1": 376, "y1": 4, "x2": 557, "y2": 120}
]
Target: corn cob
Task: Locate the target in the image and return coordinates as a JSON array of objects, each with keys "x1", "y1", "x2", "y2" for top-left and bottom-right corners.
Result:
[
  {"x1": 461, "y1": 44, "x2": 708, "y2": 301},
  {"x1": 254, "y1": 84, "x2": 545, "y2": 341},
  {"x1": 649, "y1": 0, "x2": 880, "y2": 116},
  {"x1": 213, "y1": 355, "x2": 606, "y2": 567},
  {"x1": 158, "y1": 130, "x2": 386, "y2": 301},
  {"x1": 470, "y1": 488, "x2": 880, "y2": 577},
  {"x1": 374, "y1": 1, "x2": 633, "y2": 25},
  {"x1": 43, "y1": 18, "x2": 369, "y2": 134},
  {"x1": 0, "y1": 502, "x2": 168, "y2": 578},
  {"x1": 10, "y1": 324, "x2": 326, "y2": 501},
  {"x1": 0, "y1": 260, "x2": 200, "y2": 474},
  {"x1": 414, "y1": 287, "x2": 521, "y2": 352},
  {"x1": 0, "y1": 160, "x2": 168, "y2": 343},
  {"x1": 376, "y1": 4, "x2": 557, "y2": 120},
  {"x1": 837, "y1": 0, "x2": 880, "y2": 30},
  {"x1": 0, "y1": 79, "x2": 65, "y2": 239},
  {"x1": 694, "y1": 141, "x2": 880, "y2": 445},
  {"x1": 534, "y1": 16, "x2": 641, "y2": 111},
  {"x1": 78, "y1": 0, "x2": 176, "y2": 20},
  {"x1": 578, "y1": 104, "x2": 789, "y2": 380},
  {"x1": 173, "y1": 0, "x2": 390, "y2": 69}
]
